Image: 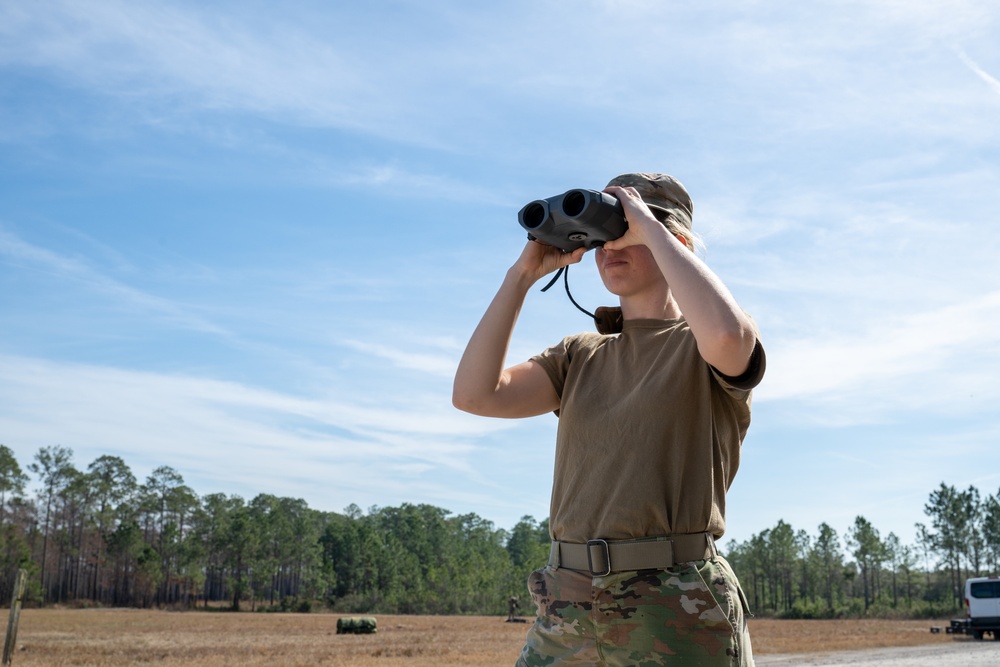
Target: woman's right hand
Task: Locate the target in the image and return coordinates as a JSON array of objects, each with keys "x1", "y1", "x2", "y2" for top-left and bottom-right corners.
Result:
[{"x1": 511, "y1": 240, "x2": 586, "y2": 284}]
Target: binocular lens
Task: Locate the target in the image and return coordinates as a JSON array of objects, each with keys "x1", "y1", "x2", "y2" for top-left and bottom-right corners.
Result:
[
  {"x1": 521, "y1": 202, "x2": 547, "y2": 229},
  {"x1": 561, "y1": 190, "x2": 587, "y2": 217}
]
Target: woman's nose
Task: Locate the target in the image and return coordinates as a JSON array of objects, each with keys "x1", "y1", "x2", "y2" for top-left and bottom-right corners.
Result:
[{"x1": 598, "y1": 245, "x2": 620, "y2": 257}]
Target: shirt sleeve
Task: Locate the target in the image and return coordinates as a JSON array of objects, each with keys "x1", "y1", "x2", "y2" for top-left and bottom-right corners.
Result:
[
  {"x1": 710, "y1": 314, "x2": 767, "y2": 393},
  {"x1": 530, "y1": 335, "x2": 575, "y2": 399},
  {"x1": 712, "y1": 337, "x2": 766, "y2": 392}
]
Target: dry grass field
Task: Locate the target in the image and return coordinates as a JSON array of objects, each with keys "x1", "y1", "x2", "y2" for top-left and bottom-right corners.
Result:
[{"x1": 5, "y1": 609, "x2": 969, "y2": 666}]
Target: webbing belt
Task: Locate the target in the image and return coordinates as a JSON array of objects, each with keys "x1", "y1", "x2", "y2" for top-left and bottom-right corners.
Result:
[{"x1": 549, "y1": 533, "x2": 717, "y2": 576}]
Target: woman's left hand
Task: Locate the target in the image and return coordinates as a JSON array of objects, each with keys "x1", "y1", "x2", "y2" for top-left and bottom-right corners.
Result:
[{"x1": 600, "y1": 185, "x2": 666, "y2": 250}]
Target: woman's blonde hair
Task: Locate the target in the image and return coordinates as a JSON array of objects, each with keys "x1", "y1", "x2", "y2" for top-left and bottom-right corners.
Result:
[{"x1": 650, "y1": 207, "x2": 698, "y2": 252}]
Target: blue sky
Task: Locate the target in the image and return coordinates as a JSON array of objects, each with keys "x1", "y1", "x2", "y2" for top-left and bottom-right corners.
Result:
[{"x1": 2, "y1": 0, "x2": 999, "y2": 551}]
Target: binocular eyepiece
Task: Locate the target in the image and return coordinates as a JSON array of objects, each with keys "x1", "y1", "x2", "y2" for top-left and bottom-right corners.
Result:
[{"x1": 518, "y1": 189, "x2": 626, "y2": 252}]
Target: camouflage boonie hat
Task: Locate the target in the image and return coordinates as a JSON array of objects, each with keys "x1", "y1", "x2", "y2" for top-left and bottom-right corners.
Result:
[{"x1": 606, "y1": 172, "x2": 694, "y2": 231}]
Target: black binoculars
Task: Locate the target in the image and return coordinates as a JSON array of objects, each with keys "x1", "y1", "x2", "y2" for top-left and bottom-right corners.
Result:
[{"x1": 517, "y1": 189, "x2": 626, "y2": 252}]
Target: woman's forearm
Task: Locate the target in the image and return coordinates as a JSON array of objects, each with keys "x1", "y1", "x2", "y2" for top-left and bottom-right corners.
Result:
[
  {"x1": 646, "y1": 228, "x2": 757, "y2": 376},
  {"x1": 452, "y1": 266, "x2": 534, "y2": 414}
]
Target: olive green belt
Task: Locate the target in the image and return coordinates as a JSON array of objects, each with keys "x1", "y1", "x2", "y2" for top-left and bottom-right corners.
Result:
[{"x1": 549, "y1": 532, "x2": 717, "y2": 576}]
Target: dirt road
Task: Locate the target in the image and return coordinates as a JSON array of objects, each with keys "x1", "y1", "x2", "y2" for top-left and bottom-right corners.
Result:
[{"x1": 757, "y1": 640, "x2": 998, "y2": 666}]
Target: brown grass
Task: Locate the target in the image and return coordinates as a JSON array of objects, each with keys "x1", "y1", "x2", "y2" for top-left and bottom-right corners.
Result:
[
  {"x1": 748, "y1": 618, "x2": 962, "y2": 655},
  {"x1": 5, "y1": 609, "x2": 970, "y2": 666}
]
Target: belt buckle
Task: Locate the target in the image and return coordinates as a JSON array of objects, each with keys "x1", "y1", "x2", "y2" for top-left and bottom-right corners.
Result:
[{"x1": 586, "y1": 539, "x2": 611, "y2": 576}]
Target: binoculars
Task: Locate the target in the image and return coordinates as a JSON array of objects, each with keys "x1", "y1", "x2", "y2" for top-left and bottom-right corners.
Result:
[{"x1": 517, "y1": 189, "x2": 626, "y2": 252}]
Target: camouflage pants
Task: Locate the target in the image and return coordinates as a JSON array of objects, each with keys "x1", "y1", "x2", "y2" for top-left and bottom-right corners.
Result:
[{"x1": 516, "y1": 555, "x2": 753, "y2": 667}]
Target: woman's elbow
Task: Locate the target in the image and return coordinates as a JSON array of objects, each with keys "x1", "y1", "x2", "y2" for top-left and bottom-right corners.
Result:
[
  {"x1": 452, "y1": 391, "x2": 473, "y2": 413},
  {"x1": 452, "y1": 387, "x2": 489, "y2": 416},
  {"x1": 705, "y1": 327, "x2": 757, "y2": 377}
]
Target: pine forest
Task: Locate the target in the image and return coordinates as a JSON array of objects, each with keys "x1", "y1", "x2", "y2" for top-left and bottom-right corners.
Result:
[{"x1": 1, "y1": 444, "x2": 997, "y2": 619}]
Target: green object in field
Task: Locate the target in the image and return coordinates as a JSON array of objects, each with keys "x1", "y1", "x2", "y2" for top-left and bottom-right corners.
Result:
[{"x1": 336, "y1": 616, "x2": 377, "y2": 635}]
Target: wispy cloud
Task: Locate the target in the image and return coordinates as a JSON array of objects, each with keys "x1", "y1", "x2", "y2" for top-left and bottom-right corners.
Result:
[
  {"x1": 0, "y1": 228, "x2": 228, "y2": 335},
  {"x1": 0, "y1": 353, "x2": 520, "y2": 514},
  {"x1": 0, "y1": 3, "x2": 358, "y2": 118},
  {"x1": 341, "y1": 339, "x2": 457, "y2": 379},
  {"x1": 3, "y1": 1, "x2": 997, "y2": 172},
  {"x1": 0, "y1": 1, "x2": 544, "y2": 153},
  {"x1": 958, "y1": 49, "x2": 1000, "y2": 95},
  {"x1": 759, "y1": 290, "x2": 1000, "y2": 422}
]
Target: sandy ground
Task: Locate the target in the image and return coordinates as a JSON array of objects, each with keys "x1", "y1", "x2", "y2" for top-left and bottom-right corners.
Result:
[
  {"x1": 8, "y1": 609, "x2": 998, "y2": 666},
  {"x1": 756, "y1": 640, "x2": 999, "y2": 666}
]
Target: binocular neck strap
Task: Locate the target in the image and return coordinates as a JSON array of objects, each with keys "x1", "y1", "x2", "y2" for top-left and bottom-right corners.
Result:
[
  {"x1": 539, "y1": 265, "x2": 595, "y2": 320},
  {"x1": 540, "y1": 266, "x2": 624, "y2": 335}
]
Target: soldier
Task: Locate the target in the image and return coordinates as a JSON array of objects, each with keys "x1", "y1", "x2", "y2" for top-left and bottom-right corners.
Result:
[
  {"x1": 454, "y1": 173, "x2": 765, "y2": 666},
  {"x1": 508, "y1": 595, "x2": 520, "y2": 621}
]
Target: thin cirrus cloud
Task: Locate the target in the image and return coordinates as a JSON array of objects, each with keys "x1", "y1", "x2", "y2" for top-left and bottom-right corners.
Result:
[
  {"x1": 958, "y1": 50, "x2": 1000, "y2": 96},
  {"x1": 0, "y1": 228, "x2": 230, "y2": 336},
  {"x1": 0, "y1": 1, "x2": 512, "y2": 151},
  {"x1": 759, "y1": 290, "x2": 1000, "y2": 420},
  {"x1": 0, "y1": 3, "x2": 362, "y2": 118},
  {"x1": 0, "y1": 352, "x2": 502, "y2": 494},
  {"x1": 340, "y1": 339, "x2": 458, "y2": 379}
]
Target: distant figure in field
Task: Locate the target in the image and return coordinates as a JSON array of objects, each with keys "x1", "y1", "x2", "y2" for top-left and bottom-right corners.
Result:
[{"x1": 507, "y1": 595, "x2": 520, "y2": 621}]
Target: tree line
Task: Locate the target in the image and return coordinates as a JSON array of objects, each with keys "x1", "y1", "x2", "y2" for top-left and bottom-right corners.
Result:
[
  {"x1": 1, "y1": 443, "x2": 997, "y2": 616},
  {"x1": 723, "y1": 483, "x2": 1000, "y2": 618},
  {"x1": 0, "y1": 444, "x2": 549, "y2": 614}
]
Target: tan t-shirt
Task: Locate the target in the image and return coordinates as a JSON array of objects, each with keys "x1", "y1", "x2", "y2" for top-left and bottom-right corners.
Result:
[{"x1": 531, "y1": 317, "x2": 765, "y2": 544}]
